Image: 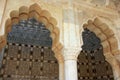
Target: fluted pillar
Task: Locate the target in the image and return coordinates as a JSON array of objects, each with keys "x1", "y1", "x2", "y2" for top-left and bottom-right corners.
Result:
[{"x1": 63, "y1": 48, "x2": 80, "y2": 80}]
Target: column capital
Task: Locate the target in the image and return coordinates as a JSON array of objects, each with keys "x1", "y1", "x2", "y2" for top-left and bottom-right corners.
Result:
[{"x1": 62, "y1": 47, "x2": 81, "y2": 60}]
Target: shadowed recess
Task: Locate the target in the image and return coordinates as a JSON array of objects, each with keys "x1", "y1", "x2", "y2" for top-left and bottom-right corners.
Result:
[
  {"x1": 7, "y1": 18, "x2": 52, "y2": 47},
  {"x1": 82, "y1": 28, "x2": 101, "y2": 51},
  {"x1": 77, "y1": 28, "x2": 114, "y2": 80}
]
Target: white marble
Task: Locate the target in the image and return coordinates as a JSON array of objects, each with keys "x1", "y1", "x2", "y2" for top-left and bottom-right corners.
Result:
[{"x1": 64, "y1": 59, "x2": 78, "y2": 80}]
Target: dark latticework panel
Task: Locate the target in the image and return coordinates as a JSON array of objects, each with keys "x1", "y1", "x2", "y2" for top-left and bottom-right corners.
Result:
[
  {"x1": 0, "y1": 18, "x2": 58, "y2": 80},
  {"x1": 0, "y1": 43, "x2": 59, "y2": 80},
  {"x1": 77, "y1": 29, "x2": 114, "y2": 80},
  {"x1": 7, "y1": 18, "x2": 52, "y2": 47}
]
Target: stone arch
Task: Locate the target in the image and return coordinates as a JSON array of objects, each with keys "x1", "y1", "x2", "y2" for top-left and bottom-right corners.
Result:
[
  {"x1": 83, "y1": 17, "x2": 119, "y2": 58},
  {"x1": 0, "y1": 3, "x2": 63, "y2": 80},
  {"x1": 0, "y1": 3, "x2": 63, "y2": 54},
  {"x1": 77, "y1": 17, "x2": 116, "y2": 79}
]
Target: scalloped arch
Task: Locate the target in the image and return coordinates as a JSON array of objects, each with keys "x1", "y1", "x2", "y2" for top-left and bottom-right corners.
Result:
[
  {"x1": 1, "y1": 3, "x2": 62, "y2": 52},
  {"x1": 83, "y1": 17, "x2": 120, "y2": 56}
]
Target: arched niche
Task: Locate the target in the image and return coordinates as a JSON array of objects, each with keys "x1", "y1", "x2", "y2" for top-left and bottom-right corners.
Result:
[
  {"x1": 0, "y1": 3, "x2": 63, "y2": 80},
  {"x1": 77, "y1": 17, "x2": 120, "y2": 80},
  {"x1": 0, "y1": 3, "x2": 63, "y2": 53},
  {"x1": 83, "y1": 18, "x2": 119, "y2": 56},
  {"x1": 0, "y1": 18, "x2": 59, "y2": 80},
  {"x1": 77, "y1": 28, "x2": 114, "y2": 80}
]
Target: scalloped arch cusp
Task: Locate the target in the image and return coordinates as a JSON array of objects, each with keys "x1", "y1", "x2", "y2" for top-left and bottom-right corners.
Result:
[
  {"x1": 46, "y1": 23, "x2": 54, "y2": 31},
  {"x1": 10, "y1": 10, "x2": 19, "y2": 25},
  {"x1": 29, "y1": 11, "x2": 39, "y2": 21},
  {"x1": 97, "y1": 23, "x2": 109, "y2": 31},
  {"x1": 108, "y1": 37, "x2": 118, "y2": 53},
  {"x1": 49, "y1": 17, "x2": 57, "y2": 26},
  {"x1": 93, "y1": 18, "x2": 104, "y2": 26},
  {"x1": 53, "y1": 27, "x2": 60, "y2": 43},
  {"x1": 19, "y1": 6, "x2": 29, "y2": 14},
  {"x1": 10, "y1": 10, "x2": 19, "y2": 18},
  {"x1": 97, "y1": 33, "x2": 107, "y2": 42},
  {"x1": 101, "y1": 40, "x2": 111, "y2": 53},
  {"x1": 50, "y1": 32, "x2": 56, "y2": 46},
  {"x1": 19, "y1": 6, "x2": 29, "y2": 20},
  {"x1": 38, "y1": 16, "x2": 48, "y2": 25},
  {"x1": 40, "y1": 10, "x2": 51, "y2": 20},
  {"x1": 29, "y1": 3, "x2": 42, "y2": 15}
]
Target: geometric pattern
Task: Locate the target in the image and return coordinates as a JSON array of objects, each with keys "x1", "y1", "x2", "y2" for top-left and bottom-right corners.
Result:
[{"x1": 0, "y1": 43, "x2": 58, "y2": 80}]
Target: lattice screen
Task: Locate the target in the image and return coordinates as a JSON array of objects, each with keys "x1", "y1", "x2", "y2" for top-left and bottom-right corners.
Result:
[
  {"x1": 77, "y1": 50, "x2": 114, "y2": 80},
  {"x1": 0, "y1": 43, "x2": 58, "y2": 80},
  {"x1": 0, "y1": 18, "x2": 59, "y2": 80},
  {"x1": 77, "y1": 28, "x2": 114, "y2": 80}
]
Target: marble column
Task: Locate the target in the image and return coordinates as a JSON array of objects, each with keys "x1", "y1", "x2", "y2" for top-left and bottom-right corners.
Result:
[
  {"x1": 106, "y1": 55, "x2": 120, "y2": 80},
  {"x1": 63, "y1": 48, "x2": 80, "y2": 80}
]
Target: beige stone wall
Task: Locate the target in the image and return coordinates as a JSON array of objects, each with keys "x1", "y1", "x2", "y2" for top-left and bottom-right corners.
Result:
[{"x1": 1, "y1": 0, "x2": 120, "y2": 80}]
